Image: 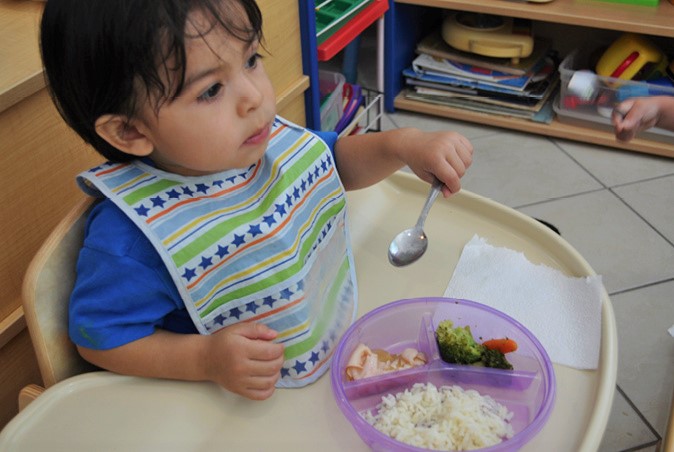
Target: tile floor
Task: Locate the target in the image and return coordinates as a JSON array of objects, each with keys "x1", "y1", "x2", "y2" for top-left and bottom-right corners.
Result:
[
  {"x1": 332, "y1": 26, "x2": 674, "y2": 452},
  {"x1": 379, "y1": 110, "x2": 674, "y2": 452}
]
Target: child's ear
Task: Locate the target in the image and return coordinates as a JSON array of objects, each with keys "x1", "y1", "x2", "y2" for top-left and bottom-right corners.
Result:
[{"x1": 94, "y1": 115, "x2": 154, "y2": 157}]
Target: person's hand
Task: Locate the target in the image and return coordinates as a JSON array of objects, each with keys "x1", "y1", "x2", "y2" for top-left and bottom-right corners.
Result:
[
  {"x1": 612, "y1": 97, "x2": 661, "y2": 142},
  {"x1": 204, "y1": 322, "x2": 284, "y2": 400},
  {"x1": 397, "y1": 129, "x2": 473, "y2": 197}
]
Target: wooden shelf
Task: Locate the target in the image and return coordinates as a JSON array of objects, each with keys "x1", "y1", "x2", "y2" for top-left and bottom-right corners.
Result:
[
  {"x1": 0, "y1": 1, "x2": 45, "y2": 113},
  {"x1": 386, "y1": 0, "x2": 674, "y2": 157},
  {"x1": 396, "y1": 0, "x2": 674, "y2": 38},
  {"x1": 394, "y1": 94, "x2": 674, "y2": 158}
]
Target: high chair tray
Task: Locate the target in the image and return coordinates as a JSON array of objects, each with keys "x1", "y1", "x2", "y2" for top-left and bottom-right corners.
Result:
[{"x1": 0, "y1": 171, "x2": 617, "y2": 452}]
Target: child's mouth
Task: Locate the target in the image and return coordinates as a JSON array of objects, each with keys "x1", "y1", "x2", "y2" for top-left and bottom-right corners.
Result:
[{"x1": 244, "y1": 124, "x2": 271, "y2": 145}]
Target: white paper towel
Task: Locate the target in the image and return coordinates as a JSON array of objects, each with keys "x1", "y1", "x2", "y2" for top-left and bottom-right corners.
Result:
[{"x1": 444, "y1": 235, "x2": 603, "y2": 370}]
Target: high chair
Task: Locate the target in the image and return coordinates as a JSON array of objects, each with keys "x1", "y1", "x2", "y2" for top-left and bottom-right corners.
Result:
[
  {"x1": 664, "y1": 391, "x2": 674, "y2": 452},
  {"x1": 19, "y1": 197, "x2": 99, "y2": 409}
]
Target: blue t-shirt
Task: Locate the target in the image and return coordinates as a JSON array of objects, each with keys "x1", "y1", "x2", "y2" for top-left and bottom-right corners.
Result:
[{"x1": 70, "y1": 130, "x2": 339, "y2": 350}]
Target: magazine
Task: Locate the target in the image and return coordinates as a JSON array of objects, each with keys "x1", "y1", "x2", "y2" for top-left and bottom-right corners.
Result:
[
  {"x1": 411, "y1": 76, "x2": 559, "y2": 112},
  {"x1": 404, "y1": 89, "x2": 557, "y2": 124},
  {"x1": 410, "y1": 53, "x2": 548, "y2": 91},
  {"x1": 403, "y1": 56, "x2": 555, "y2": 98}
]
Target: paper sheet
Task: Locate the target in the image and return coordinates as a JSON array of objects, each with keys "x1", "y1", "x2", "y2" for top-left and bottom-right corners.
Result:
[{"x1": 444, "y1": 235, "x2": 603, "y2": 369}]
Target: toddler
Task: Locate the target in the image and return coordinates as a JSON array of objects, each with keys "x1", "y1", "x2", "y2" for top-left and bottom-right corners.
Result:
[{"x1": 40, "y1": 0, "x2": 473, "y2": 400}]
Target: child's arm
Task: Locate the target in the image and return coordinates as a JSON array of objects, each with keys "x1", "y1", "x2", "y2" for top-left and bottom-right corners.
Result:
[
  {"x1": 333, "y1": 128, "x2": 473, "y2": 196},
  {"x1": 612, "y1": 95, "x2": 674, "y2": 142},
  {"x1": 78, "y1": 322, "x2": 285, "y2": 400}
]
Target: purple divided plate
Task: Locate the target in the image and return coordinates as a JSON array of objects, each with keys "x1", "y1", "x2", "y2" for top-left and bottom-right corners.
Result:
[{"x1": 330, "y1": 297, "x2": 555, "y2": 451}]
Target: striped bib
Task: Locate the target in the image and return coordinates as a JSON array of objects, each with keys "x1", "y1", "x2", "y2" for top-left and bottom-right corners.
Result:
[{"x1": 78, "y1": 117, "x2": 357, "y2": 387}]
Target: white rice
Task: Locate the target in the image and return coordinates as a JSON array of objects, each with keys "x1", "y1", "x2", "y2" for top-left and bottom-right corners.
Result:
[{"x1": 361, "y1": 382, "x2": 514, "y2": 451}]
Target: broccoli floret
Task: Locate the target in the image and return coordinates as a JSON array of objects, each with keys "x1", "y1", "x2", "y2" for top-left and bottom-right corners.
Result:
[
  {"x1": 482, "y1": 348, "x2": 513, "y2": 370},
  {"x1": 435, "y1": 320, "x2": 485, "y2": 364}
]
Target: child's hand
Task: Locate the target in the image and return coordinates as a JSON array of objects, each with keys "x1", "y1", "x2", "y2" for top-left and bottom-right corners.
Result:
[
  {"x1": 612, "y1": 97, "x2": 661, "y2": 142},
  {"x1": 205, "y1": 322, "x2": 285, "y2": 400},
  {"x1": 397, "y1": 129, "x2": 473, "y2": 197}
]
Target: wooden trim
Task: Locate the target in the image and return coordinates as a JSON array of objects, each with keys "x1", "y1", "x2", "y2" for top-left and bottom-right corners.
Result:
[
  {"x1": 0, "y1": 307, "x2": 25, "y2": 350},
  {"x1": 394, "y1": 95, "x2": 674, "y2": 159},
  {"x1": 0, "y1": 1, "x2": 47, "y2": 114},
  {"x1": 395, "y1": 0, "x2": 674, "y2": 38},
  {"x1": 276, "y1": 76, "x2": 310, "y2": 113},
  {"x1": 18, "y1": 384, "x2": 45, "y2": 412}
]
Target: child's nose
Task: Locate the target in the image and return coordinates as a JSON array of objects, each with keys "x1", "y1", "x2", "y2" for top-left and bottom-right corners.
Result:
[{"x1": 236, "y1": 75, "x2": 263, "y2": 116}]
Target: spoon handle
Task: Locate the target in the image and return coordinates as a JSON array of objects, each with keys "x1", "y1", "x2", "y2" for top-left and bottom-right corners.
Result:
[{"x1": 415, "y1": 179, "x2": 442, "y2": 229}]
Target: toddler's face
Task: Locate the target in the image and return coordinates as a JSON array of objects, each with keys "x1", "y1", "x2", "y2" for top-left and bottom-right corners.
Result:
[{"x1": 136, "y1": 8, "x2": 276, "y2": 176}]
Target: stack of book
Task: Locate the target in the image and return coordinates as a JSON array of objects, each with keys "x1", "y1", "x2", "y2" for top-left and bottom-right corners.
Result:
[{"x1": 403, "y1": 32, "x2": 560, "y2": 123}]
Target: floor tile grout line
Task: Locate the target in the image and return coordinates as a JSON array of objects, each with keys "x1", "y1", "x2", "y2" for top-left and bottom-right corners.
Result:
[
  {"x1": 608, "y1": 187, "x2": 674, "y2": 248},
  {"x1": 608, "y1": 173, "x2": 674, "y2": 191},
  {"x1": 551, "y1": 137, "x2": 610, "y2": 189},
  {"x1": 511, "y1": 187, "x2": 607, "y2": 210},
  {"x1": 551, "y1": 138, "x2": 674, "y2": 190},
  {"x1": 608, "y1": 277, "x2": 674, "y2": 297},
  {"x1": 617, "y1": 384, "x2": 662, "y2": 442},
  {"x1": 620, "y1": 439, "x2": 661, "y2": 452},
  {"x1": 509, "y1": 185, "x2": 674, "y2": 249}
]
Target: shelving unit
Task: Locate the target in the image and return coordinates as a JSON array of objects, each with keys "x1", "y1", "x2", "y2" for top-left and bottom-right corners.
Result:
[
  {"x1": 300, "y1": 0, "x2": 388, "y2": 130},
  {"x1": 383, "y1": 0, "x2": 674, "y2": 158}
]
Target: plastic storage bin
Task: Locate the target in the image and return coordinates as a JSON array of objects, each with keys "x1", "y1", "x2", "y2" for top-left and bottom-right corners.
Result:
[
  {"x1": 556, "y1": 49, "x2": 674, "y2": 143},
  {"x1": 315, "y1": 0, "x2": 375, "y2": 44},
  {"x1": 319, "y1": 70, "x2": 346, "y2": 131},
  {"x1": 331, "y1": 297, "x2": 556, "y2": 451}
]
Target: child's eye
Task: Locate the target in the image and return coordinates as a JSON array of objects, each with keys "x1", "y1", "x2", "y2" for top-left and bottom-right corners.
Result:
[
  {"x1": 245, "y1": 53, "x2": 262, "y2": 70},
  {"x1": 197, "y1": 83, "x2": 223, "y2": 102}
]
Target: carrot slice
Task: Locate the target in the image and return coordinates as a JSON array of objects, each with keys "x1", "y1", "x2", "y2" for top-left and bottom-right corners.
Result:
[{"x1": 482, "y1": 338, "x2": 518, "y2": 354}]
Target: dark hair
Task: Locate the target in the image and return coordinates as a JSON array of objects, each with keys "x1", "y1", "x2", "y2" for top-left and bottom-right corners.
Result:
[{"x1": 40, "y1": 0, "x2": 263, "y2": 162}]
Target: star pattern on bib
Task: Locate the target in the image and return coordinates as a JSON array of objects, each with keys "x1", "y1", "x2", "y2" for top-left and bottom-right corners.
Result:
[
  {"x1": 202, "y1": 281, "x2": 304, "y2": 332},
  {"x1": 127, "y1": 164, "x2": 256, "y2": 220},
  {"x1": 177, "y1": 156, "x2": 337, "y2": 286},
  {"x1": 277, "y1": 277, "x2": 354, "y2": 381}
]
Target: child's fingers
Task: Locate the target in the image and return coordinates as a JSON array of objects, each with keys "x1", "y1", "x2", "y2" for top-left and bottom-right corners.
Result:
[
  {"x1": 247, "y1": 338, "x2": 285, "y2": 362},
  {"x1": 459, "y1": 134, "x2": 474, "y2": 156},
  {"x1": 611, "y1": 109, "x2": 625, "y2": 128},
  {"x1": 436, "y1": 168, "x2": 462, "y2": 196},
  {"x1": 245, "y1": 375, "x2": 280, "y2": 393},
  {"x1": 613, "y1": 100, "x2": 634, "y2": 123},
  {"x1": 234, "y1": 321, "x2": 279, "y2": 341},
  {"x1": 451, "y1": 136, "x2": 474, "y2": 175},
  {"x1": 243, "y1": 385, "x2": 277, "y2": 401},
  {"x1": 249, "y1": 356, "x2": 285, "y2": 377}
]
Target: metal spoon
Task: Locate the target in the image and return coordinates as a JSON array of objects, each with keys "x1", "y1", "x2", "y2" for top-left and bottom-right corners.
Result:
[{"x1": 388, "y1": 179, "x2": 442, "y2": 267}]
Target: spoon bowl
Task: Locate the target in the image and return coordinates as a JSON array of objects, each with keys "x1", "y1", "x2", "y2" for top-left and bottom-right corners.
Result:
[
  {"x1": 388, "y1": 228, "x2": 428, "y2": 266},
  {"x1": 388, "y1": 180, "x2": 442, "y2": 266}
]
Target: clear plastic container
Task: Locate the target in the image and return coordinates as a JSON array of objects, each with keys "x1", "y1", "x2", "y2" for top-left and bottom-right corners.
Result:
[
  {"x1": 557, "y1": 50, "x2": 674, "y2": 143},
  {"x1": 330, "y1": 297, "x2": 556, "y2": 451},
  {"x1": 319, "y1": 70, "x2": 345, "y2": 131}
]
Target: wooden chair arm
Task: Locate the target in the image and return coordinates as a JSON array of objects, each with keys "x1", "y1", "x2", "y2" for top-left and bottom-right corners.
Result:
[{"x1": 18, "y1": 384, "x2": 45, "y2": 412}]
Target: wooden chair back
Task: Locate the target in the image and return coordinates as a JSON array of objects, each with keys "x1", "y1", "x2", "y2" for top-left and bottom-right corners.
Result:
[{"x1": 22, "y1": 197, "x2": 98, "y2": 388}]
